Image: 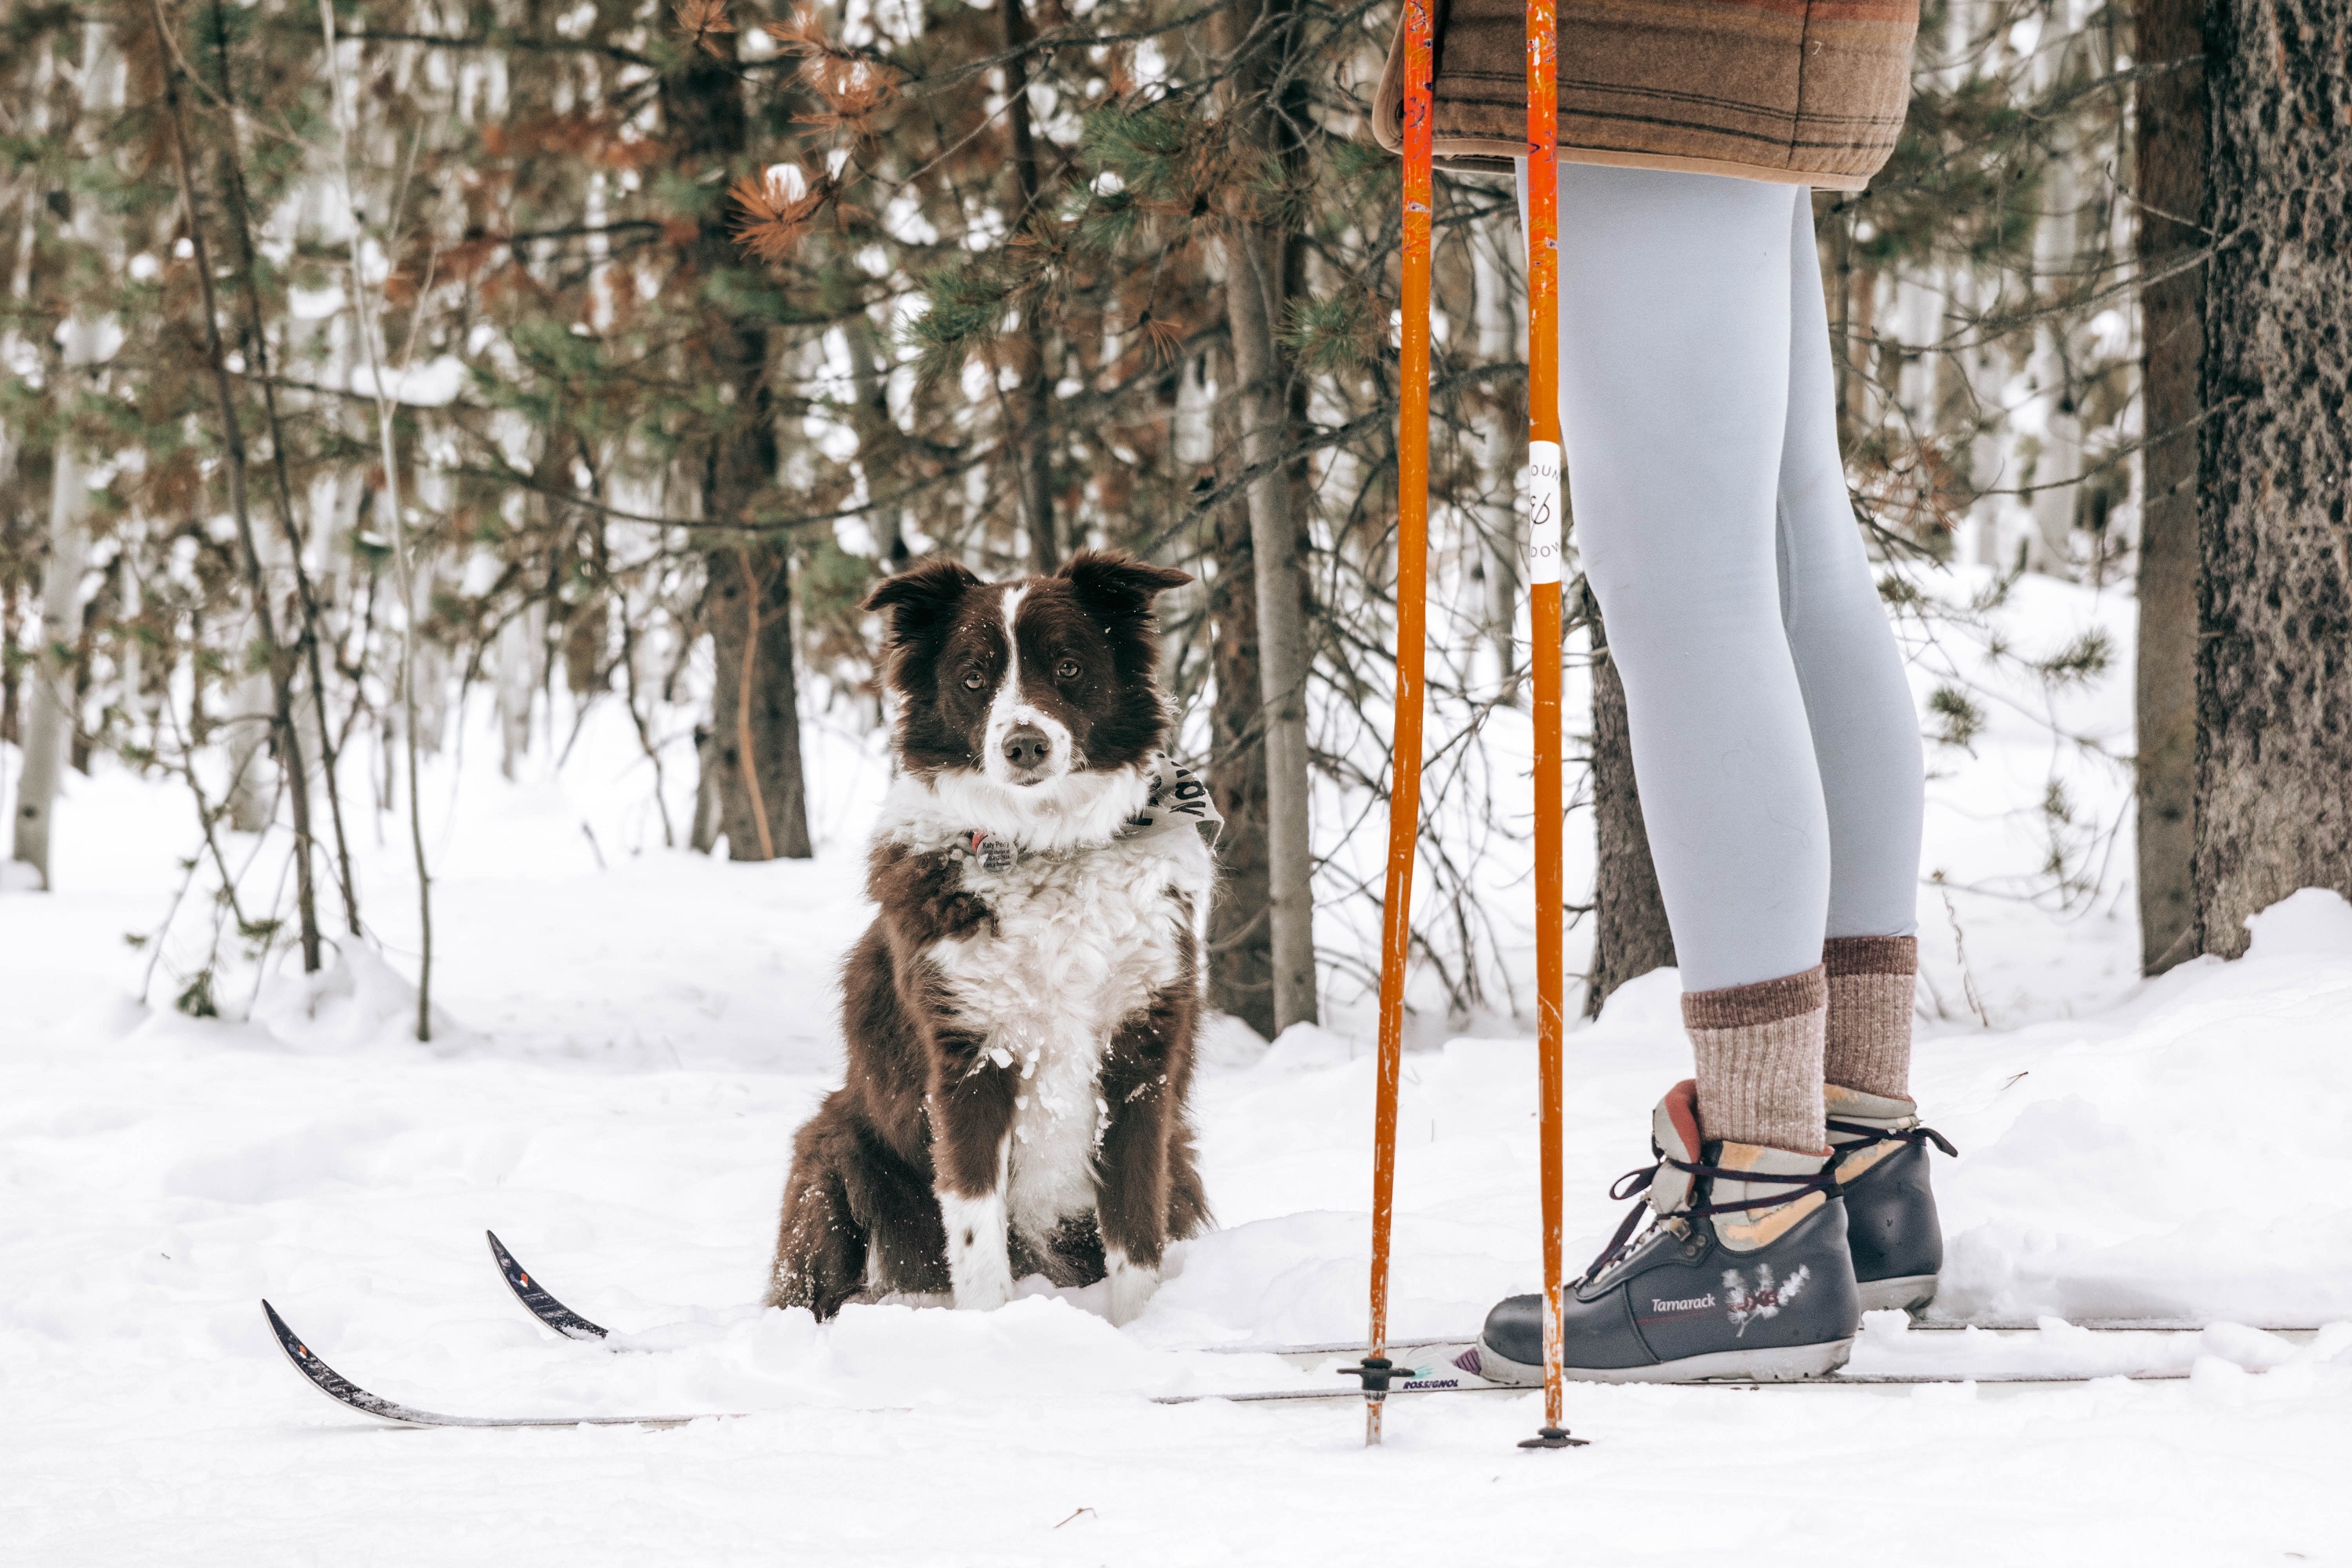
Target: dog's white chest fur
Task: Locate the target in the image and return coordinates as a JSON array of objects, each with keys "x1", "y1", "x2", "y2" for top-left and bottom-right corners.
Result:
[
  {"x1": 932, "y1": 832, "x2": 1204, "y2": 1240},
  {"x1": 884, "y1": 766, "x2": 1210, "y2": 1247}
]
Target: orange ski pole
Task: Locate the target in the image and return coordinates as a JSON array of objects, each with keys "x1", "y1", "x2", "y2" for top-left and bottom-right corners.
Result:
[
  {"x1": 1359, "y1": 0, "x2": 1434, "y2": 1450},
  {"x1": 1518, "y1": 0, "x2": 1583, "y2": 1453}
]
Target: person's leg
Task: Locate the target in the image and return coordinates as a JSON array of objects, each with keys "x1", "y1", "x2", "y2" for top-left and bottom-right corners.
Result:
[
  {"x1": 1475, "y1": 164, "x2": 1864, "y2": 1384},
  {"x1": 1771, "y1": 191, "x2": 1926, "y2": 1100},
  {"x1": 1770, "y1": 194, "x2": 1947, "y2": 1312},
  {"x1": 1547, "y1": 163, "x2": 1827, "y2": 1152}
]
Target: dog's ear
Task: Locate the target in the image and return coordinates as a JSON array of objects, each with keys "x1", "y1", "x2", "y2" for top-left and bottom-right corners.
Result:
[
  {"x1": 1058, "y1": 550, "x2": 1190, "y2": 618},
  {"x1": 863, "y1": 557, "x2": 981, "y2": 646}
]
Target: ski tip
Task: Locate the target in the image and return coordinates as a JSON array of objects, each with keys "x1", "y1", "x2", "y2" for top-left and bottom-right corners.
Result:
[
  {"x1": 260, "y1": 1298, "x2": 339, "y2": 1385},
  {"x1": 485, "y1": 1230, "x2": 610, "y2": 1340}
]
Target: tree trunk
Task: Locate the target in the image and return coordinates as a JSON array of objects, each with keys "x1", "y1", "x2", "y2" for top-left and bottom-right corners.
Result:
[
  {"x1": 2026, "y1": 45, "x2": 2086, "y2": 576},
  {"x1": 2190, "y1": 0, "x2": 2352, "y2": 957},
  {"x1": 1207, "y1": 397, "x2": 1276, "y2": 1039},
  {"x1": 1470, "y1": 210, "x2": 1525, "y2": 700},
  {"x1": 689, "y1": 724, "x2": 724, "y2": 854},
  {"x1": 13, "y1": 25, "x2": 114, "y2": 890},
  {"x1": 664, "y1": 45, "x2": 812, "y2": 862},
  {"x1": 2132, "y1": 0, "x2": 2208, "y2": 974},
  {"x1": 1582, "y1": 586, "x2": 1676, "y2": 1014},
  {"x1": 496, "y1": 602, "x2": 543, "y2": 781},
  {"x1": 706, "y1": 543, "x2": 812, "y2": 860},
  {"x1": 1213, "y1": 0, "x2": 1317, "y2": 1031},
  {"x1": 844, "y1": 312, "x2": 910, "y2": 570},
  {"x1": 999, "y1": 0, "x2": 1059, "y2": 570},
  {"x1": 11, "y1": 445, "x2": 89, "y2": 886}
]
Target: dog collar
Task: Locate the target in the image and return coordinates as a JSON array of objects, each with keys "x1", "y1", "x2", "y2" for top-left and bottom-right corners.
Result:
[{"x1": 960, "y1": 753, "x2": 1221, "y2": 873}]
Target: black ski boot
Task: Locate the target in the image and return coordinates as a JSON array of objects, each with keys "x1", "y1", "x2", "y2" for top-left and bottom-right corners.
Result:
[
  {"x1": 1826, "y1": 1083, "x2": 1956, "y2": 1313},
  {"x1": 1466, "y1": 1081, "x2": 1861, "y2": 1385}
]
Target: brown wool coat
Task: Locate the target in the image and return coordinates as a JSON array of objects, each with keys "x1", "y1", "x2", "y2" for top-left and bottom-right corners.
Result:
[{"x1": 1374, "y1": 0, "x2": 1918, "y2": 191}]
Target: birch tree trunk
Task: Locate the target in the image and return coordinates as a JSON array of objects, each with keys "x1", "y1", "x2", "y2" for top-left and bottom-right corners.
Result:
[
  {"x1": 1213, "y1": 0, "x2": 1317, "y2": 1030},
  {"x1": 13, "y1": 446, "x2": 89, "y2": 885},
  {"x1": 2131, "y1": 0, "x2": 2206, "y2": 973},
  {"x1": 2191, "y1": 0, "x2": 2352, "y2": 956},
  {"x1": 12, "y1": 23, "x2": 118, "y2": 888},
  {"x1": 0, "y1": 49, "x2": 51, "y2": 765}
]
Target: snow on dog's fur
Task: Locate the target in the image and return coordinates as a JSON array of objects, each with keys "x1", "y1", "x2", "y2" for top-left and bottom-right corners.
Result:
[{"x1": 766, "y1": 551, "x2": 1211, "y2": 1324}]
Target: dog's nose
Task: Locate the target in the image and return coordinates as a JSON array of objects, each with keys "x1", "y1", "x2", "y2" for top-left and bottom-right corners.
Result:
[{"x1": 1002, "y1": 726, "x2": 1051, "y2": 771}]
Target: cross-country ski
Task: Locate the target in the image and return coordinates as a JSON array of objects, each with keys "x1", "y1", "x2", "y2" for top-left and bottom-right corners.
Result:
[
  {"x1": 260, "y1": 1294, "x2": 2311, "y2": 1428},
  {"x1": 261, "y1": 1301, "x2": 735, "y2": 1430}
]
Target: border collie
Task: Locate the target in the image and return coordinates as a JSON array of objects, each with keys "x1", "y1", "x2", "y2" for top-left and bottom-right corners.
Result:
[{"x1": 766, "y1": 550, "x2": 1216, "y2": 1325}]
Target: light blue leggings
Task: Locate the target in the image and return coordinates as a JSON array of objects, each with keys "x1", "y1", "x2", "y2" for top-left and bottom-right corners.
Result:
[{"x1": 1521, "y1": 162, "x2": 1924, "y2": 991}]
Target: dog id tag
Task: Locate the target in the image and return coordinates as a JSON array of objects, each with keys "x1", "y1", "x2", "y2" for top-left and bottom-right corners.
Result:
[{"x1": 972, "y1": 833, "x2": 1017, "y2": 872}]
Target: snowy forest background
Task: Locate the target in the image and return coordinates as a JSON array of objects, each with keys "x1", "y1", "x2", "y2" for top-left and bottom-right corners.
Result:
[
  {"x1": 0, "y1": 0, "x2": 2212, "y2": 1044},
  {"x1": 5, "y1": 0, "x2": 2351, "y2": 1557}
]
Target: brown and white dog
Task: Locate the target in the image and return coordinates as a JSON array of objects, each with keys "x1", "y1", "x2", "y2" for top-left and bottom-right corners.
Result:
[{"x1": 766, "y1": 550, "x2": 1214, "y2": 1325}]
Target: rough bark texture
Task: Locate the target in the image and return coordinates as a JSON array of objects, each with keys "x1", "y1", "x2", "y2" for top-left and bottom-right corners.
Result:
[
  {"x1": 666, "y1": 46, "x2": 812, "y2": 862},
  {"x1": 1214, "y1": 0, "x2": 1318, "y2": 1030},
  {"x1": 707, "y1": 544, "x2": 813, "y2": 861},
  {"x1": 2132, "y1": 0, "x2": 2208, "y2": 973},
  {"x1": 1583, "y1": 587, "x2": 1676, "y2": 1014},
  {"x1": 1207, "y1": 448, "x2": 1276, "y2": 1040},
  {"x1": 2191, "y1": 0, "x2": 2352, "y2": 957}
]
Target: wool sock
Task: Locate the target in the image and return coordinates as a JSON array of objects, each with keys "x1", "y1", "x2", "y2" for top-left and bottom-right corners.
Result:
[
  {"x1": 1682, "y1": 966, "x2": 1828, "y2": 1153},
  {"x1": 1822, "y1": 935, "x2": 1918, "y2": 1100}
]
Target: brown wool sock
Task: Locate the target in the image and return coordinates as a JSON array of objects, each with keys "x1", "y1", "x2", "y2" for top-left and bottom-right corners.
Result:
[
  {"x1": 1682, "y1": 966, "x2": 1829, "y2": 1155},
  {"x1": 1822, "y1": 935, "x2": 1918, "y2": 1101}
]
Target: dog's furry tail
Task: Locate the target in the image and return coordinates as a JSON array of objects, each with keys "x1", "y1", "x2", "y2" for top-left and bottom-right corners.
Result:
[{"x1": 1166, "y1": 1120, "x2": 1212, "y2": 1241}]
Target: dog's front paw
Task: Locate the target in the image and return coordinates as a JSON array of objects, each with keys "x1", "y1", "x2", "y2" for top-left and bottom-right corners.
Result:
[
  {"x1": 950, "y1": 1261, "x2": 1014, "y2": 1312},
  {"x1": 1104, "y1": 1250, "x2": 1160, "y2": 1327},
  {"x1": 940, "y1": 1189, "x2": 1015, "y2": 1310}
]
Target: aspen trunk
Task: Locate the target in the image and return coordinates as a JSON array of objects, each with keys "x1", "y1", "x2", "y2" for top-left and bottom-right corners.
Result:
[
  {"x1": 1207, "y1": 382, "x2": 1277, "y2": 1039},
  {"x1": 999, "y1": 0, "x2": 1059, "y2": 570},
  {"x1": 2027, "y1": 101, "x2": 2085, "y2": 575},
  {"x1": 1469, "y1": 211, "x2": 1525, "y2": 699},
  {"x1": 2131, "y1": 0, "x2": 2207, "y2": 973},
  {"x1": 12, "y1": 25, "x2": 115, "y2": 889},
  {"x1": 0, "y1": 50, "x2": 49, "y2": 765},
  {"x1": 11, "y1": 445, "x2": 89, "y2": 885},
  {"x1": 2191, "y1": 0, "x2": 2352, "y2": 956},
  {"x1": 1213, "y1": 0, "x2": 1318, "y2": 1031}
]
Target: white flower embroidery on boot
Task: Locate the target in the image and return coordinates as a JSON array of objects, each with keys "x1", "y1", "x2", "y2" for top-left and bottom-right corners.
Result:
[{"x1": 1722, "y1": 1264, "x2": 1811, "y2": 1338}]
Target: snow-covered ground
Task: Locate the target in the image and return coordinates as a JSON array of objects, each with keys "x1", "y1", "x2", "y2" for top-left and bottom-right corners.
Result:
[{"x1": 4, "y1": 573, "x2": 2347, "y2": 1565}]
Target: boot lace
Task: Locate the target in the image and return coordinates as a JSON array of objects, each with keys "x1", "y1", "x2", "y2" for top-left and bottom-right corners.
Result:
[
  {"x1": 1825, "y1": 1117, "x2": 1958, "y2": 1169},
  {"x1": 1573, "y1": 1148, "x2": 1839, "y2": 1289}
]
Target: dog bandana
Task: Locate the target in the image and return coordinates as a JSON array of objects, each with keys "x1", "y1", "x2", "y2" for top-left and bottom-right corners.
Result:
[{"x1": 967, "y1": 753, "x2": 1222, "y2": 871}]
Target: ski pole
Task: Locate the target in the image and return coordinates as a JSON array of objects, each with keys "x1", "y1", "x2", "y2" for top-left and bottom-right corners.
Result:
[
  {"x1": 1518, "y1": 0, "x2": 1583, "y2": 1454},
  {"x1": 1356, "y1": 0, "x2": 1435, "y2": 1452}
]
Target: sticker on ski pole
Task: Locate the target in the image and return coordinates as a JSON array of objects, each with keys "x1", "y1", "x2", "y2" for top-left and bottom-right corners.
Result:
[{"x1": 1527, "y1": 441, "x2": 1563, "y2": 584}]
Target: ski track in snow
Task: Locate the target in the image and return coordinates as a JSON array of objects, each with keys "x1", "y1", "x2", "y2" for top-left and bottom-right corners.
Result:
[{"x1": 2, "y1": 575, "x2": 2347, "y2": 1565}]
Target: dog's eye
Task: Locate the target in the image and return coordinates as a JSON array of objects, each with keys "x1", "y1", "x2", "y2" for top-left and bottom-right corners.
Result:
[
  {"x1": 1055, "y1": 659, "x2": 1080, "y2": 681},
  {"x1": 962, "y1": 672, "x2": 985, "y2": 691}
]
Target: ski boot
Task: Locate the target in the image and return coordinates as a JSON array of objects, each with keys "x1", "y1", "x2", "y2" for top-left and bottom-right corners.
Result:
[
  {"x1": 1465, "y1": 1080, "x2": 1860, "y2": 1385},
  {"x1": 1826, "y1": 1083, "x2": 1956, "y2": 1313}
]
